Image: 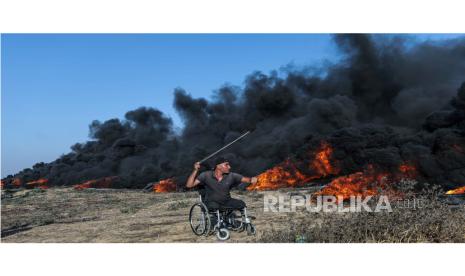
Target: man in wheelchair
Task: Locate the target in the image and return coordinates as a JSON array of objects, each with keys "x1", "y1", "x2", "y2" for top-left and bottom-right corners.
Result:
[{"x1": 186, "y1": 156, "x2": 258, "y2": 240}]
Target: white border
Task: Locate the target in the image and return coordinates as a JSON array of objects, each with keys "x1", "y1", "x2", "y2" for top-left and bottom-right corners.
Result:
[
  {"x1": 0, "y1": 0, "x2": 465, "y2": 33},
  {"x1": 1, "y1": 243, "x2": 464, "y2": 275}
]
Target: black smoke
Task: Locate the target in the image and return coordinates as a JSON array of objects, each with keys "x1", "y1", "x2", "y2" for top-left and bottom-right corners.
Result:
[{"x1": 3, "y1": 34, "x2": 465, "y2": 191}]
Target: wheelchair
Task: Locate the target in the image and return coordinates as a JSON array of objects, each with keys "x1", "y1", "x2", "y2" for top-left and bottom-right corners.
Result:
[{"x1": 189, "y1": 189, "x2": 256, "y2": 241}]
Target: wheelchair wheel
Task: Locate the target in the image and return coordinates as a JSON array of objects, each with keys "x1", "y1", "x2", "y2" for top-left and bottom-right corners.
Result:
[
  {"x1": 189, "y1": 203, "x2": 211, "y2": 236},
  {"x1": 216, "y1": 228, "x2": 230, "y2": 241},
  {"x1": 227, "y1": 210, "x2": 244, "y2": 232},
  {"x1": 246, "y1": 223, "x2": 256, "y2": 236}
]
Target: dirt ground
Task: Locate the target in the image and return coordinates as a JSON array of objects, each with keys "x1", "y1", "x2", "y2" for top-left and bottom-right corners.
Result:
[
  {"x1": 1, "y1": 187, "x2": 320, "y2": 242},
  {"x1": 2, "y1": 187, "x2": 463, "y2": 243}
]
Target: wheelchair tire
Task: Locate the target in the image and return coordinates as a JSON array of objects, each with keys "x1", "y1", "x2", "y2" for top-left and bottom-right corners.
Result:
[
  {"x1": 216, "y1": 228, "x2": 230, "y2": 241},
  {"x1": 189, "y1": 203, "x2": 211, "y2": 236},
  {"x1": 246, "y1": 224, "x2": 256, "y2": 236}
]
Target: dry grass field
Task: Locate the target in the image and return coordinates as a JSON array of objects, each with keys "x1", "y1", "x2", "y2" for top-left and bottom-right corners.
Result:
[{"x1": 1, "y1": 187, "x2": 464, "y2": 243}]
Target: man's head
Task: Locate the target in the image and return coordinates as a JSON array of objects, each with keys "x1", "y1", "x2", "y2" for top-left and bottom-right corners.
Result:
[{"x1": 213, "y1": 156, "x2": 231, "y2": 174}]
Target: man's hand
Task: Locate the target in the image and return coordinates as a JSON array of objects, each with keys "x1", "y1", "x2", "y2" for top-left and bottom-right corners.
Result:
[
  {"x1": 194, "y1": 161, "x2": 201, "y2": 171},
  {"x1": 241, "y1": 176, "x2": 258, "y2": 184}
]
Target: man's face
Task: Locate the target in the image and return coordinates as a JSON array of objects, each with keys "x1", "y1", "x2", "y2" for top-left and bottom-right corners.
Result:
[{"x1": 217, "y1": 162, "x2": 231, "y2": 174}]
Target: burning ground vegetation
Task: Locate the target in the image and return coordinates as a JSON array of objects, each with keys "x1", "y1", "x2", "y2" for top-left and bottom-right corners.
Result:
[{"x1": 2, "y1": 139, "x2": 463, "y2": 199}]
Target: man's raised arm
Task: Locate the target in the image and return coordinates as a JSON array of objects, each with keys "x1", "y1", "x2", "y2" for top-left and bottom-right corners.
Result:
[{"x1": 186, "y1": 162, "x2": 201, "y2": 188}]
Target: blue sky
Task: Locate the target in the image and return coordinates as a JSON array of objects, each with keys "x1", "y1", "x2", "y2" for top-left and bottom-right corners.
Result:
[{"x1": 1, "y1": 34, "x2": 463, "y2": 177}]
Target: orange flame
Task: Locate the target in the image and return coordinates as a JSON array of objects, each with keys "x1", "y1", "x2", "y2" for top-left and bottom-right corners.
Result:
[
  {"x1": 26, "y1": 178, "x2": 49, "y2": 189},
  {"x1": 153, "y1": 178, "x2": 177, "y2": 193},
  {"x1": 247, "y1": 141, "x2": 339, "y2": 191},
  {"x1": 12, "y1": 178, "x2": 22, "y2": 187},
  {"x1": 398, "y1": 163, "x2": 417, "y2": 178},
  {"x1": 246, "y1": 159, "x2": 311, "y2": 190},
  {"x1": 316, "y1": 166, "x2": 389, "y2": 200},
  {"x1": 73, "y1": 176, "x2": 117, "y2": 190},
  {"x1": 446, "y1": 185, "x2": 465, "y2": 195},
  {"x1": 312, "y1": 141, "x2": 340, "y2": 176},
  {"x1": 316, "y1": 163, "x2": 416, "y2": 200}
]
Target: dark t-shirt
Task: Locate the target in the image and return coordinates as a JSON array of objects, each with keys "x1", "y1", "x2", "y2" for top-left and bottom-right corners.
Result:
[{"x1": 196, "y1": 170, "x2": 244, "y2": 202}]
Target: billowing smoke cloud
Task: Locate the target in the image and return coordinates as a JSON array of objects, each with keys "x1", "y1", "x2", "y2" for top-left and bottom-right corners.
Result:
[{"x1": 4, "y1": 34, "x2": 465, "y2": 190}]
